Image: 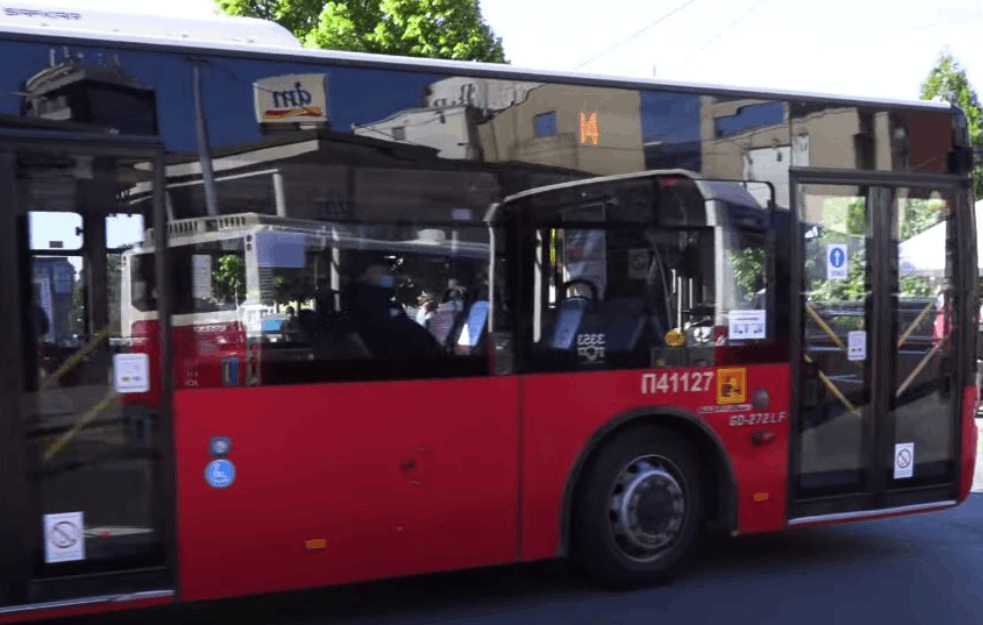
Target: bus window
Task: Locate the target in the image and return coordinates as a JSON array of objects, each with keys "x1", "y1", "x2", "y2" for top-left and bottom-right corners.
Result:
[
  {"x1": 128, "y1": 240, "x2": 246, "y2": 316},
  {"x1": 29, "y1": 211, "x2": 83, "y2": 251},
  {"x1": 120, "y1": 216, "x2": 506, "y2": 387},
  {"x1": 108, "y1": 213, "x2": 145, "y2": 342},
  {"x1": 532, "y1": 224, "x2": 728, "y2": 371},
  {"x1": 516, "y1": 174, "x2": 774, "y2": 372},
  {"x1": 106, "y1": 213, "x2": 145, "y2": 249}
]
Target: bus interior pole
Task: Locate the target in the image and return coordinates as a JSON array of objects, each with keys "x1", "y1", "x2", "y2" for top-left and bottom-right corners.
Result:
[{"x1": 192, "y1": 58, "x2": 219, "y2": 217}]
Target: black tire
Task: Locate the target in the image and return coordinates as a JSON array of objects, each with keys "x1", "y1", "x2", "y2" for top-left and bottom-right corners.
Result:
[{"x1": 571, "y1": 424, "x2": 704, "y2": 589}]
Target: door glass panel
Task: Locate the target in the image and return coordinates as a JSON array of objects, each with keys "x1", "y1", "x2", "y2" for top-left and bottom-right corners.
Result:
[
  {"x1": 890, "y1": 188, "x2": 955, "y2": 487},
  {"x1": 19, "y1": 149, "x2": 164, "y2": 580},
  {"x1": 796, "y1": 184, "x2": 871, "y2": 496}
]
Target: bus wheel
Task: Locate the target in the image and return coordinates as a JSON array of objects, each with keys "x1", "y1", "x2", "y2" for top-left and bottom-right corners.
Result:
[{"x1": 572, "y1": 425, "x2": 703, "y2": 589}]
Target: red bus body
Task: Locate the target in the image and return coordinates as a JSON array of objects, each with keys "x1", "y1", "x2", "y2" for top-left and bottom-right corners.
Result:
[
  {"x1": 111, "y1": 318, "x2": 974, "y2": 604},
  {"x1": 128, "y1": 315, "x2": 796, "y2": 602}
]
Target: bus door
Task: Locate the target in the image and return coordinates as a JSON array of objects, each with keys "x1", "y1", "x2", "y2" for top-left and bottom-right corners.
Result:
[
  {"x1": 789, "y1": 171, "x2": 972, "y2": 520},
  {"x1": 0, "y1": 134, "x2": 175, "y2": 611}
]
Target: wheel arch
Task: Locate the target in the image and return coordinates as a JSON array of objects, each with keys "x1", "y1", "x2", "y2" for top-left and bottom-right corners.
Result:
[{"x1": 555, "y1": 406, "x2": 738, "y2": 558}]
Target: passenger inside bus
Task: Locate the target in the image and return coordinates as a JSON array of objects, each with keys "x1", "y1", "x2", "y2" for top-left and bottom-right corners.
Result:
[
  {"x1": 280, "y1": 305, "x2": 305, "y2": 342},
  {"x1": 125, "y1": 220, "x2": 499, "y2": 385},
  {"x1": 345, "y1": 263, "x2": 441, "y2": 357}
]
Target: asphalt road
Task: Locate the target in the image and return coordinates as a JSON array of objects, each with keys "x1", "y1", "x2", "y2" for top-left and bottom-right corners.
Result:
[{"x1": 75, "y1": 460, "x2": 983, "y2": 625}]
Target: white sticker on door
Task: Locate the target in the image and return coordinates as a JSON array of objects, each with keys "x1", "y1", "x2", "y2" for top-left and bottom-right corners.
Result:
[
  {"x1": 113, "y1": 353, "x2": 150, "y2": 394},
  {"x1": 191, "y1": 254, "x2": 213, "y2": 300},
  {"x1": 43, "y1": 511, "x2": 85, "y2": 563},
  {"x1": 894, "y1": 442, "x2": 914, "y2": 480},
  {"x1": 826, "y1": 243, "x2": 848, "y2": 280},
  {"x1": 728, "y1": 309, "x2": 767, "y2": 341},
  {"x1": 847, "y1": 330, "x2": 867, "y2": 361}
]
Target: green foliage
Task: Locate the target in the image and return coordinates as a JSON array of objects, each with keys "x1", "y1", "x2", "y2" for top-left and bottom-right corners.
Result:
[
  {"x1": 727, "y1": 195, "x2": 942, "y2": 313},
  {"x1": 899, "y1": 198, "x2": 944, "y2": 241},
  {"x1": 272, "y1": 268, "x2": 313, "y2": 306},
  {"x1": 213, "y1": 254, "x2": 246, "y2": 303},
  {"x1": 896, "y1": 198, "x2": 942, "y2": 300},
  {"x1": 920, "y1": 50, "x2": 982, "y2": 198},
  {"x1": 217, "y1": 0, "x2": 507, "y2": 62},
  {"x1": 807, "y1": 197, "x2": 940, "y2": 306},
  {"x1": 809, "y1": 247, "x2": 867, "y2": 303},
  {"x1": 215, "y1": 0, "x2": 325, "y2": 35},
  {"x1": 806, "y1": 198, "x2": 864, "y2": 304},
  {"x1": 730, "y1": 246, "x2": 765, "y2": 307}
]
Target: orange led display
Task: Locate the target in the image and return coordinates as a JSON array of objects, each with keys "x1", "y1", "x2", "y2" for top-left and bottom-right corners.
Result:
[{"x1": 579, "y1": 111, "x2": 599, "y2": 145}]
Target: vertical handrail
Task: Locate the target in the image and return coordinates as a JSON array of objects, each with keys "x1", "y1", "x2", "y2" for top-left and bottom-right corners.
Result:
[{"x1": 191, "y1": 59, "x2": 218, "y2": 217}]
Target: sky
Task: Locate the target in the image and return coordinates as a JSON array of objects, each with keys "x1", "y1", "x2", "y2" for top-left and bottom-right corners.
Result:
[{"x1": 44, "y1": 0, "x2": 983, "y2": 103}]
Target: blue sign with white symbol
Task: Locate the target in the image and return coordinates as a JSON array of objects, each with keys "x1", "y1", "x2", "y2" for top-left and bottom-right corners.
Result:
[
  {"x1": 205, "y1": 459, "x2": 236, "y2": 489},
  {"x1": 221, "y1": 357, "x2": 240, "y2": 386},
  {"x1": 209, "y1": 436, "x2": 231, "y2": 457},
  {"x1": 826, "y1": 243, "x2": 848, "y2": 280}
]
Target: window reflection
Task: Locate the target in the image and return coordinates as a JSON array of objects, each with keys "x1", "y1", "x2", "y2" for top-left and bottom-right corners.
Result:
[
  {"x1": 641, "y1": 90, "x2": 702, "y2": 172},
  {"x1": 513, "y1": 173, "x2": 773, "y2": 372},
  {"x1": 715, "y1": 102, "x2": 784, "y2": 138},
  {"x1": 789, "y1": 103, "x2": 951, "y2": 174},
  {"x1": 0, "y1": 44, "x2": 189, "y2": 142},
  {"x1": 123, "y1": 215, "x2": 503, "y2": 386},
  {"x1": 30, "y1": 211, "x2": 82, "y2": 251},
  {"x1": 699, "y1": 97, "x2": 792, "y2": 208},
  {"x1": 0, "y1": 37, "x2": 963, "y2": 389}
]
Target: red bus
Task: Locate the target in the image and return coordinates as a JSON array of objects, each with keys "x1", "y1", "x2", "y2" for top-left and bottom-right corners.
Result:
[{"x1": 0, "y1": 4, "x2": 978, "y2": 622}]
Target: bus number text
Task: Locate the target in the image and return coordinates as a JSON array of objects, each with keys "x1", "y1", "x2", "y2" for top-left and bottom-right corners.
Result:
[
  {"x1": 729, "y1": 412, "x2": 787, "y2": 427},
  {"x1": 641, "y1": 371, "x2": 714, "y2": 395},
  {"x1": 577, "y1": 333, "x2": 606, "y2": 363}
]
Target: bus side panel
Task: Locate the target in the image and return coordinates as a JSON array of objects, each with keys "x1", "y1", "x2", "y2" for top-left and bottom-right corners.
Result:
[
  {"x1": 0, "y1": 596, "x2": 173, "y2": 624},
  {"x1": 174, "y1": 377, "x2": 520, "y2": 602},
  {"x1": 958, "y1": 384, "x2": 979, "y2": 502},
  {"x1": 520, "y1": 363, "x2": 791, "y2": 561}
]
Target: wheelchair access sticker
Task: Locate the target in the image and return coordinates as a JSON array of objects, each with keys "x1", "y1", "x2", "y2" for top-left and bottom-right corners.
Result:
[
  {"x1": 716, "y1": 368, "x2": 747, "y2": 405},
  {"x1": 205, "y1": 459, "x2": 236, "y2": 489}
]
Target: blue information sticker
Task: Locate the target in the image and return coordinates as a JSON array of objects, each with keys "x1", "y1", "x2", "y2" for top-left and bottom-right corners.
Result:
[
  {"x1": 221, "y1": 358, "x2": 240, "y2": 386},
  {"x1": 209, "y1": 436, "x2": 231, "y2": 457},
  {"x1": 205, "y1": 459, "x2": 236, "y2": 489}
]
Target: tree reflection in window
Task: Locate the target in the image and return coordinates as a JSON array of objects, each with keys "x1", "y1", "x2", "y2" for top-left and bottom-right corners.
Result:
[{"x1": 213, "y1": 253, "x2": 246, "y2": 304}]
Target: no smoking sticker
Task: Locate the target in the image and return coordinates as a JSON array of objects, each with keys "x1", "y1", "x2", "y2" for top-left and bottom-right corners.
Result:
[
  {"x1": 43, "y1": 511, "x2": 85, "y2": 563},
  {"x1": 894, "y1": 442, "x2": 914, "y2": 480}
]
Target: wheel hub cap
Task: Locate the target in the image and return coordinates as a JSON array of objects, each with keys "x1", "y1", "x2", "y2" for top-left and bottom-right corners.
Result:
[{"x1": 609, "y1": 456, "x2": 686, "y2": 562}]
